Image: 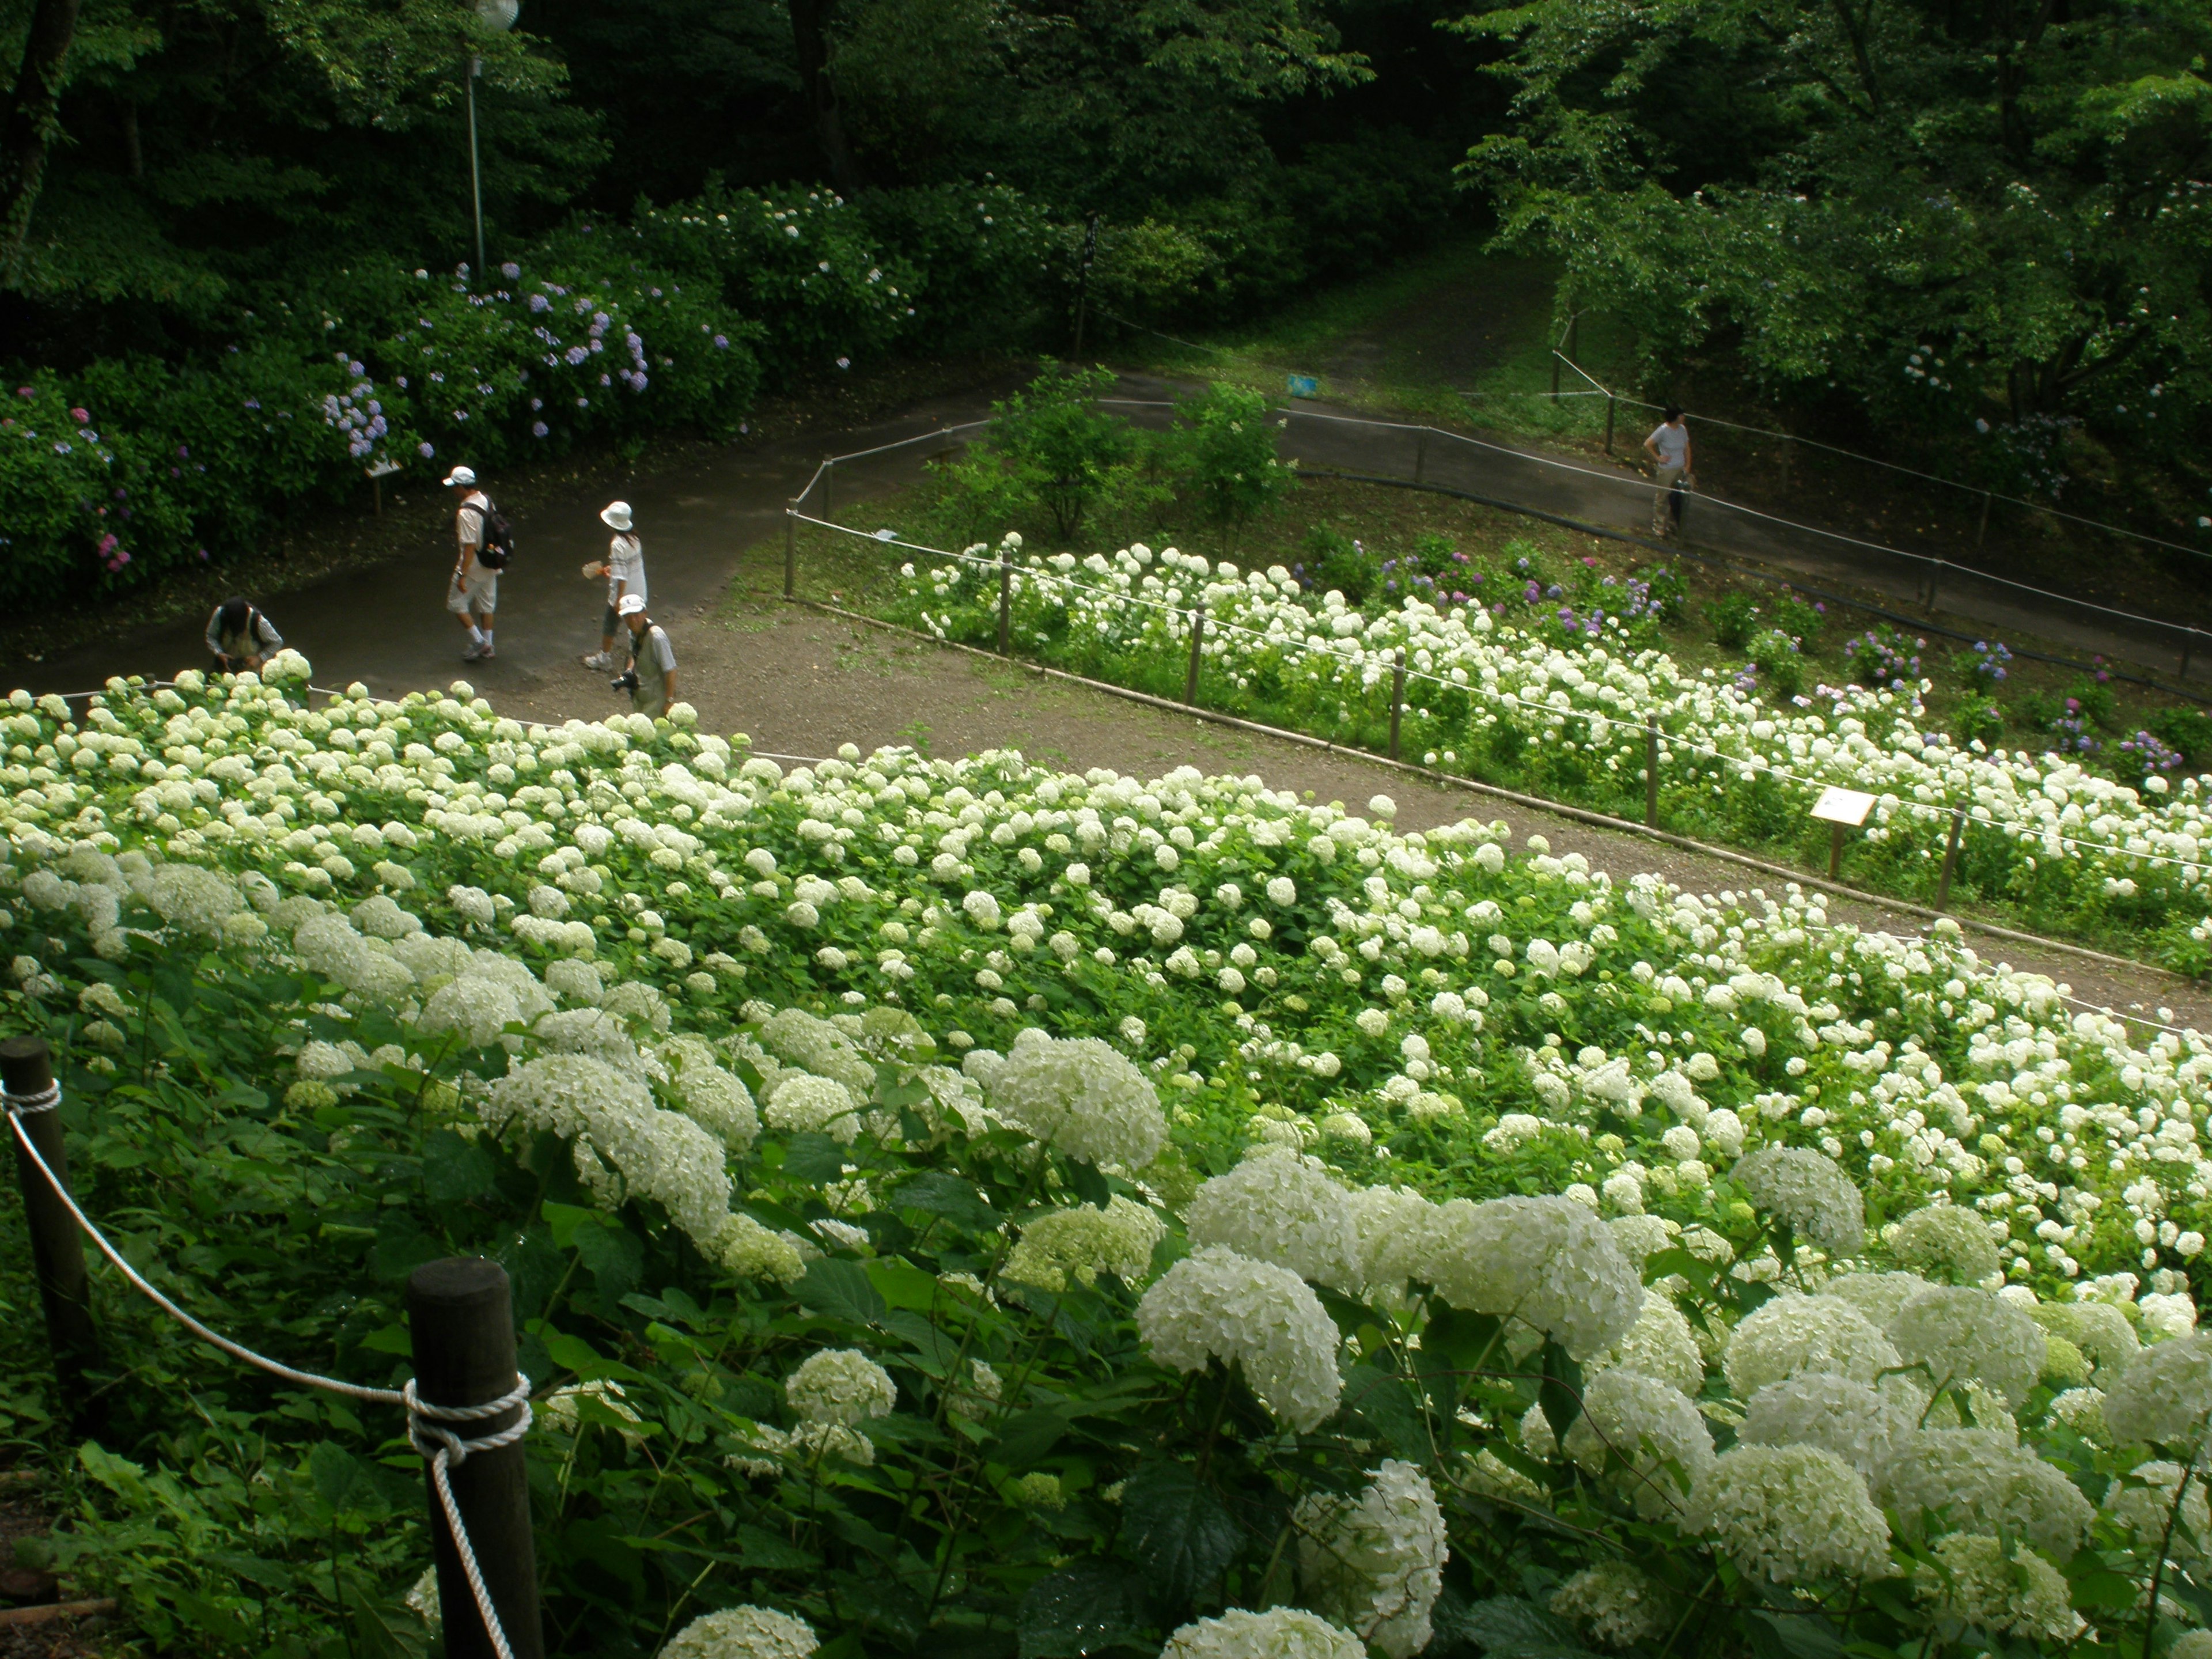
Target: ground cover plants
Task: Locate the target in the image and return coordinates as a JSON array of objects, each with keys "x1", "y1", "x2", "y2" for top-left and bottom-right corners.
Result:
[{"x1": 10, "y1": 664, "x2": 2212, "y2": 1656}]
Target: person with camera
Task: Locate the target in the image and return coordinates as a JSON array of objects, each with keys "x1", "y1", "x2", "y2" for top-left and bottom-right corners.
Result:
[
  {"x1": 580, "y1": 500, "x2": 645, "y2": 672},
  {"x1": 204, "y1": 596, "x2": 283, "y2": 673},
  {"x1": 610, "y1": 593, "x2": 677, "y2": 717}
]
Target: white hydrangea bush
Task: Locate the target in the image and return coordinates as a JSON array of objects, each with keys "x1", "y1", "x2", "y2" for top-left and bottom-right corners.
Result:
[{"x1": 9, "y1": 667, "x2": 2212, "y2": 1656}]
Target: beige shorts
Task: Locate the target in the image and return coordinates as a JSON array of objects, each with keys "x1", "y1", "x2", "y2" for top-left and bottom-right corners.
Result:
[{"x1": 447, "y1": 569, "x2": 497, "y2": 616}]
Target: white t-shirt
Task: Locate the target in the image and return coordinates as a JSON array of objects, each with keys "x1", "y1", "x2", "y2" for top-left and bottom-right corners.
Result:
[
  {"x1": 1647, "y1": 422, "x2": 1690, "y2": 466},
  {"x1": 605, "y1": 533, "x2": 647, "y2": 606},
  {"x1": 456, "y1": 490, "x2": 490, "y2": 548}
]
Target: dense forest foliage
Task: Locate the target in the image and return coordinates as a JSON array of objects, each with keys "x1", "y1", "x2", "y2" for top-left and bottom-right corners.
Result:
[{"x1": 0, "y1": 0, "x2": 2206, "y2": 601}]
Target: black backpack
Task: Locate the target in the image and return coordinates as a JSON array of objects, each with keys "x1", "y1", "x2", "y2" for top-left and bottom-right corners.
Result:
[{"x1": 472, "y1": 499, "x2": 517, "y2": 570}]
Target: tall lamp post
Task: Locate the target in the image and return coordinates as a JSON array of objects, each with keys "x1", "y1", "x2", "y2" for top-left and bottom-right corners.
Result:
[{"x1": 467, "y1": 0, "x2": 520, "y2": 283}]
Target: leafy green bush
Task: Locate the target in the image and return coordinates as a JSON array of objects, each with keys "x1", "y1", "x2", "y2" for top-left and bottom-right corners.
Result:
[
  {"x1": 978, "y1": 362, "x2": 1142, "y2": 542},
  {"x1": 1166, "y1": 382, "x2": 1293, "y2": 547},
  {"x1": 1704, "y1": 592, "x2": 1758, "y2": 649},
  {"x1": 1772, "y1": 590, "x2": 1824, "y2": 649},
  {"x1": 1297, "y1": 525, "x2": 1369, "y2": 601},
  {"x1": 1748, "y1": 627, "x2": 1805, "y2": 697},
  {"x1": 2149, "y1": 704, "x2": 2212, "y2": 765},
  {"x1": 1954, "y1": 691, "x2": 2006, "y2": 745}
]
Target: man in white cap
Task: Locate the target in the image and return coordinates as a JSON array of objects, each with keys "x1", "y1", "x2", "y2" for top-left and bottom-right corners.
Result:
[
  {"x1": 443, "y1": 465, "x2": 498, "y2": 660},
  {"x1": 579, "y1": 499, "x2": 644, "y2": 671},
  {"x1": 613, "y1": 593, "x2": 677, "y2": 717}
]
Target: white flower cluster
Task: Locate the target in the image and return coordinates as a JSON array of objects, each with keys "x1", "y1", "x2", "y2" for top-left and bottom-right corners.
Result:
[
  {"x1": 1187, "y1": 1147, "x2": 1361, "y2": 1293},
  {"x1": 1421, "y1": 1195, "x2": 1643, "y2": 1359},
  {"x1": 785, "y1": 1349, "x2": 897, "y2": 1427},
  {"x1": 1294, "y1": 1460, "x2": 1448, "y2": 1659},
  {"x1": 1161, "y1": 1607, "x2": 1366, "y2": 1659},
  {"x1": 986, "y1": 1027, "x2": 1167, "y2": 1168},
  {"x1": 1732, "y1": 1146, "x2": 1865, "y2": 1255},
  {"x1": 1137, "y1": 1246, "x2": 1343, "y2": 1431},
  {"x1": 1690, "y1": 1444, "x2": 1893, "y2": 1585},
  {"x1": 1562, "y1": 1369, "x2": 1713, "y2": 1517},
  {"x1": 1916, "y1": 1534, "x2": 2080, "y2": 1642},
  {"x1": 1005, "y1": 1195, "x2": 1165, "y2": 1290},
  {"x1": 1550, "y1": 1561, "x2": 1669, "y2": 1649},
  {"x1": 660, "y1": 1605, "x2": 819, "y2": 1659}
]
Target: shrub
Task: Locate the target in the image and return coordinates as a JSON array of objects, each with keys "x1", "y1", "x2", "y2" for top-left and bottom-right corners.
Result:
[
  {"x1": 2150, "y1": 706, "x2": 2212, "y2": 765},
  {"x1": 971, "y1": 362, "x2": 1142, "y2": 543},
  {"x1": 1706, "y1": 592, "x2": 1759, "y2": 650},
  {"x1": 1844, "y1": 626, "x2": 1923, "y2": 690},
  {"x1": 1297, "y1": 525, "x2": 1369, "y2": 601},
  {"x1": 1749, "y1": 627, "x2": 1805, "y2": 698},
  {"x1": 1953, "y1": 692, "x2": 2005, "y2": 745},
  {"x1": 1774, "y1": 591, "x2": 1825, "y2": 649},
  {"x1": 1168, "y1": 381, "x2": 1293, "y2": 547}
]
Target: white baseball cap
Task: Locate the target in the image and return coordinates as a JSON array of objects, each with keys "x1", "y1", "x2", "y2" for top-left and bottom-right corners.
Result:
[
  {"x1": 442, "y1": 466, "x2": 477, "y2": 487},
  {"x1": 600, "y1": 501, "x2": 633, "y2": 531},
  {"x1": 618, "y1": 593, "x2": 647, "y2": 616}
]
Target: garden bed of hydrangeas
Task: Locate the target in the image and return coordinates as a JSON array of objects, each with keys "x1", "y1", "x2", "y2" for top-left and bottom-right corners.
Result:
[
  {"x1": 6, "y1": 660, "x2": 2212, "y2": 1657},
  {"x1": 893, "y1": 537, "x2": 2212, "y2": 969}
]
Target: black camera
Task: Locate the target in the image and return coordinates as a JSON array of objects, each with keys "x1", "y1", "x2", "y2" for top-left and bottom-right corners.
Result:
[{"x1": 609, "y1": 669, "x2": 639, "y2": 693}]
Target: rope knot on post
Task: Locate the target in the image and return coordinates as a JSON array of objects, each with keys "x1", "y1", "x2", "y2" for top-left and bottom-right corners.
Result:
[
  {"x1": 404, "y1": 1376, "x2": 535, "y2": 1659},
  {"x1": 3, "y1": 1081, "x2": 60, "y2": 1115}
]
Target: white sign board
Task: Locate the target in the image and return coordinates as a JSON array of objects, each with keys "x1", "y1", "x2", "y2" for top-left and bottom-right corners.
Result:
[
  {"x1": 1809, "y1": 786, "x2": 1877, "y2": 827},
  {"x1": 365, "y1": 458, "x2": 402, "y2": 479}
]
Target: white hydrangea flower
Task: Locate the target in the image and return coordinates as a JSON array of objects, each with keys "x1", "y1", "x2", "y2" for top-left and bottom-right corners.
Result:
[
  {"x1": 1420, "y1": 1195, "x2": 1643, "y2": 1360},
  {"x1": 1690, "y1": 1445, "x2": 1892, "y2": 1585},
  {"x1": 1562, "y1": 1369, "x2": 1713, "y2": 1517},
  {"x1": 1737, "y1": 1374, "x2": 1919, "y2": 1477},
  {"x1": 1888, "y1": 1286, "x2": 2047, "y2": 1408},
  {"x1": 661, "y1": 1604, "x2": 818, "y2": 1659},
  {"x1": 986, "y1": 1027, "x2": 1166, "y2": 1169},
  {"x1": 1916, "y1": 1535, "x2": 2081, "y2": 1643},
  {"x1": 1137, "y1": 1245, "x2": 1343, "y2": 1432},
  {"x1": 1161, "y1": 1607, "x2": 1365, "y2": 1659},
  {"x1": 352, "y1": 893, "x2": 423, "y2": 939},
  {"x1": 2103, "y1": 1331, "x2": 2212, "y2": 1448},
  {"x1": 544, "y1": 957, "x2": 604, "y2": 1005},
  {"x1": 1817, "y1": 1271, "x2": 1931, "y2": 1331},
  {"x1": 1004, "y1": 1196, "x2": 1165, "y2": 1290},
  {"x1": 1294, "y1": 1460, "x2": 1448, "y2": 1659},
  {"x1": 708, "y1": 1213, "x2": 806, "y2": 1284},
  {"x1": 2175, "y1": 1636, "x2": 2212, "y2": 1659},
  {"x1": 1889, "y1": 1203, "x2": 2001, "y2": 1286},
  {"x1": 2047, "y1": 1386, "x2": 2108, "y2": 1444},
  {"x1": 1590, "y1": 1295, "x2": 1705, "y2": 1397},
  {"x1": 2033, "y1": 1300, "x2": 2138, "y2": 1376},
  {"x1": 1723, "y1": 1294, "x2": 1900, "y2": 1397},
  {"x1": 763, "y1": 1074, "x2": 865, "y2": 1144},
  {"x1": 660, "y1": 1035, "x2": 757, "y2": 1150},
  {"x1": 533, "y1": 1008, "x2": 649, "y2": 1078},
  {"x1": 484, "y1": 1054, "x2": 731, "y2": 1245},
  {"x1": 1187, "y1": 1147, "x2": 1360, "y2": 1293},
  {"x1": 416, "y1": 975, "x2": 523, "y2": 1048},
  {"x1": 1345, "y1": 1184, "x2": 1437, "y2": 1302},
  {"x1": 785, "y1": 1349, "x2": 896, "y2": 1427},
  {"x1": 1550, "y1": 1560, "x2": 1669, "y2": 1649},
  {"x1": 1873, "y1": 1428, "x2": 2094, "y2": 1558},
  {"x1": 146, "y1": 862, "x2": 244, "y2": 934},
  {"x1": 2105, "y1": 1460, "x2": 2212, "y2": 1566},
  {"x1": 1731, "y1": 1146, "x2": 1865, "y2": 1255}
]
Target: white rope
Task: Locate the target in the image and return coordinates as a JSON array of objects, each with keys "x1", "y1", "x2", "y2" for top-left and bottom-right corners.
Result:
[{"x1": 3, "y1": 1084, "x2": 527, "y2": 1659}]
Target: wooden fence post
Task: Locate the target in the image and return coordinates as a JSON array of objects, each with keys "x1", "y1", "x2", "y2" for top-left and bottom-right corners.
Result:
[
  {"x1": 821, "y1": 459, "x2": 835, "y2": 522},
  {"x1": 1644, "y1": 717, "x2": 1660, "y2": 828},
  {"x1": 1975, "y1": 490, "x2": 1991, "y2": 550},
  {"x1": 1388, "y1": 650, "x2": 1406, "y2": 762},
  {"x1": 1925, "y1": 559, "x2": 1943, "y2": 614},
  {"x1": 998, "y1": 543, "x2": 1013, "y2": 655},
  {"x1": 2182, "y1": 629, "x2": 2196, "y2": 682},
  {"x1": 1827, "y1": 821, "x2": 1846, "y2": 882},
  {"x1": 1414, "y1": 430, "x2": 1427, "y2": 485},
  {"x1": 1603, "y1": 396, "x2": 1616, "y2": 455},
  {"x1": 1936, "y1": 808, "x2": 1965, "y2": 910},
  {"x1": 2, "y1": 1037, "x2": 103, "y2": 1432},
  {"x1": 1185, "y1": 606, "x2": 1206, "y2": 705},
  {"x1": 408, "y1": 1259, "x2": 543, "y2": 1659},
  {"x1": 783, "y1": 504, "x2": 797, "y2": 600}
]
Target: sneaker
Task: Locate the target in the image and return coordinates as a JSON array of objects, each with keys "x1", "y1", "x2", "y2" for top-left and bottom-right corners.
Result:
[
  {"x1": 478, "y1": 645, "x2": 495, "y2": 660},
  {"x1": 581, "y1": 651, "x2": 612, "y2": 671},
  {"x1": 462, "y1": 641, "x2": 486, "y2": 661}
]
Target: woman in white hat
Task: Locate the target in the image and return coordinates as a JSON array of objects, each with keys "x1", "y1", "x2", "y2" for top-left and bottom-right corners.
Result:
[{"x1": 580, "y1": 500, "x2": 645, "y2": 671}]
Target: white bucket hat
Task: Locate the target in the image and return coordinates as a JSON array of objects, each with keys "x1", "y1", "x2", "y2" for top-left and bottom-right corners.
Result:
[
  {"x1": 600, "y1": 501, "x2": 634, "y2": 531},
  {"x1": 618, "y1": 593, "x2": 647, "y2": 616},
  {"x1": 442, "y1": 465, "x2": 476, "y2": 487}
]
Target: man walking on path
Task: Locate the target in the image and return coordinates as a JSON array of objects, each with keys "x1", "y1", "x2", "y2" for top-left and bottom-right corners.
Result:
[
  {"x1": 613, "y1": 593, "x2": 677, "y2": 718},
  {"x1": 1643, "y1": 407, "x2": 1694, "y2": 537},
  {"x1": 206, "y1": 597, "x2": 283, "y2": 673},
  {"x1": 581, "y1": 500, "x2": 645, "y2": 671},
  {"x1": 445, "y1": 465, "x2": 499, "y2": 661}
]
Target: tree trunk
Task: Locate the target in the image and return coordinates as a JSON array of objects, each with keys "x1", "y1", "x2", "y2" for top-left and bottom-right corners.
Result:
[
  {"x1": 787, "y1": 0, "x2": 863, "y2": 196},
  {"x1": 0, "y1": 0, "x2": 81, "y2": 281}
]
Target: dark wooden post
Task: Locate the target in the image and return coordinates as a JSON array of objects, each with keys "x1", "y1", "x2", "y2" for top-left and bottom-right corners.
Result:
[
  {"x1": 1414, "y1": 430, "x2": 1427, "y2": 484},
  {"x1": 998, "y1": 543, "x2": 1013, "y2": 655},
  {"x1": 1185, "y1": 606, "x2": 1206, "y2": 704},
  {"x1": 1388, "y1": 650, "x2": 1406, "y2": 762},
  {"x1": 2182, "y1": 630, "x2": 2196, "y2": 682},
  {"x1": 821, "y1": 460, "x2": 835, "y2": 522},
  {"x1": 1975, "y1": 491, "x2": 1991, "y2": 550},
  {"x1": 2, "y1": 1037, "x2": 102, "y2": 1427},
  {"x1": 1925, "y1": 559, "x2": 1942, "y2": 614},
  {"x1": 408, "y1": 1259, "x2": 542, "y2": 1659},
  {"x1": 1936, "y1": 808, "x2": 1965, "y2": 910},
  {"x1": 1603, "y1": 396, "x2": 1616, "y2": 455},
  {"x1": 1644, "y1": 717, "x2": 1660, "y2": 828},
  {"x1": 1827, "y1": 821, "x2": 1846, "y2": 882},
  {"x1": 783, "y1": 503, "x2": 797, "y2": 600}
]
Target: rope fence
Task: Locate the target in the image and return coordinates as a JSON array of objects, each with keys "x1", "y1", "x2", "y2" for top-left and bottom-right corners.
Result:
[{"x1": 2, "y1": 1039, "x2": 542, "y2": 1659}]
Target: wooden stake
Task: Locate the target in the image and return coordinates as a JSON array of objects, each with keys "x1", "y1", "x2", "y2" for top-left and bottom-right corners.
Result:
[
  {"x1": 1827, "y1": 821, "x2": 1846, "y2": 882},
  {"x1": 1645, "y1": 717, "x2": 1660, "y2": 827},
  {"x1": 1185, "y1": 606, "x2": 1206, "y2": 704},
  {"x1": 2, "y1": 1037, "x2": 103, "y2": 1432},
  {"x1": 1937, "y1": 808, "x2": 1965, "y2": 910},
  {"x1": 408, "y1": 1259, "x2": 543, "y2": 1659},
  {"x1": 1414, "y1": 430, "x2": 1427, "y2": 484},
  {"x1": 998, "y1": 543, "x2": 1013, "y2": 656},
  {"x1": 1388, "y1": 650, "x2": 1406, "y2": 761},
  {"x1": 1975, "y1": 490, "x2": 1991, "y2": 549},
  {"x1": 1603, "y1": 395, "x2": 1615, "y2": 455},
  {"x1": 821, "y1": 460, "x2": 835, "y2": 522},
  {"x1": 783, "y1": 504, "x2": 797, "y2": 600}
]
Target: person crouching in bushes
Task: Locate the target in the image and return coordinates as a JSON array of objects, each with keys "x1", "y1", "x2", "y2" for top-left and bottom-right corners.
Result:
[
  {"x1": 206, "y1": 597, "x2": 283, "y2": 673},
  {"x1": 610, "y1": 593, "x2": 677, "y2": 718}
]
